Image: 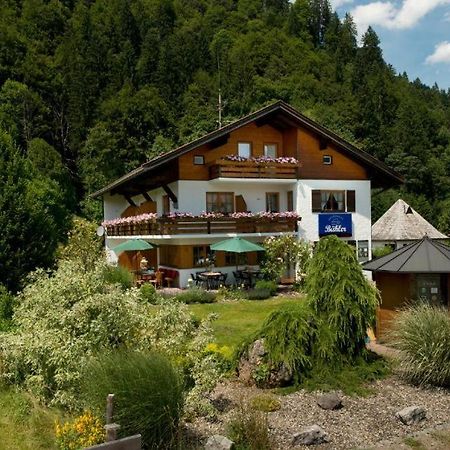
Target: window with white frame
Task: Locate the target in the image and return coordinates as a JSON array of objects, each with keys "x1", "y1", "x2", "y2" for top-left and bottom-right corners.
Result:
[
  {"x1": 264, "y1": 143, "x2": 277, "y2": 158},
  {"x1": 238, "y1": 142, "x2": 251, "y2": 158}
]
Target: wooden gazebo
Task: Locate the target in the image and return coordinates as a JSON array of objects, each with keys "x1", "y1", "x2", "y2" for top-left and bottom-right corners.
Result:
[{"x1": 363, "y1": 236, "x2": 450, "y2": 337}]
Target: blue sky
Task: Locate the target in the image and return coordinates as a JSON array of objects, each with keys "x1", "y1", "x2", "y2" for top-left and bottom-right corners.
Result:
[{"x1": 331, "y1": 0, "x2": 450, "y2": 90}]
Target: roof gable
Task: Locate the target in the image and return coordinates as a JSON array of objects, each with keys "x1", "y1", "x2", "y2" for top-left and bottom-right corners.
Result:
[
  {"x1": 92, "y1": 101, "x2": 403, "y2": 198},
  {"x1": 372, "y1": 199, "x2": 447, "y2": 241}
]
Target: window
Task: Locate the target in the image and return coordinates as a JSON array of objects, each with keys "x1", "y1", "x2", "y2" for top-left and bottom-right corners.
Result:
[
  {"x1": 287, "y1": 191, "x2": 294, "y2": 211},
  {"x1": 206, "y1": 192, "x2": 234, "y2": 213},
  {"x1": 193, "y1": 155, "x2": 205, "y2": 165},
  {"x1": 312, "y1": 190, "x2": 356, "y2": 213},
  {"x1": 193, "y1": 245, "x2": 210, "y2": 267},
  {"x1": 162, "y1": 195, "x2": 170, "y2": 215},
  {"x1": 238, "y1": 142, "x2": 251, "y2": 158},
  {"x1": 264, "y1": 143, "x2": 277, "y2": 158},
  {"x1": 266, "y1": 192, "x2": 280, "y2": 213},
  {"x1": 225, "y1": 252, "x2": 247, "y2": 266},
  {"x1": 323, "y1": 155, "x2": 333, "y2": 165},
  {"x1": 357, "y1": 240, "x2": 369, "y2": 262}
]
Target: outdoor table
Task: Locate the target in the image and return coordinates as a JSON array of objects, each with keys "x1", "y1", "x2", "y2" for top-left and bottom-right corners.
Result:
[{"x1": 199, "y1": 271, "x2": 222, "y2": 290}]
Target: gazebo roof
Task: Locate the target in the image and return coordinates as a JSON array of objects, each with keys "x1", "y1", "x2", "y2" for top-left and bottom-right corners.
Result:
[
  {"x1": 363, "y1": 236, "x2": 450, "y2": 273},
  {"x1": 372, "y1": 199, "x2": 447, "y2": 241}
]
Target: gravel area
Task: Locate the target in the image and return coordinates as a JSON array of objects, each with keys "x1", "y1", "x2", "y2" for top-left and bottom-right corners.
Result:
[{"x1": 188, "y1": 376, "x2": 450, "y2": 449}]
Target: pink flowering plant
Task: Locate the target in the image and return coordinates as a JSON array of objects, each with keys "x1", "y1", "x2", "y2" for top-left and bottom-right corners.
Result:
[
  {"x1": 102, "y1": 213, "x2": 157, "y2": 227},
  {"x1": 222, "y1": 155, "x2": 298, "y2": 164}
]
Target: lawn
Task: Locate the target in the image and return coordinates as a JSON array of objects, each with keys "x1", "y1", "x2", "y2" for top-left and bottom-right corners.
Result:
[
  {"x1": 0, "y1": 384, "x2": 63, "y2": 449},
  {"x1": 188, "y1": 295, "x2": 301, "y2": 351}
]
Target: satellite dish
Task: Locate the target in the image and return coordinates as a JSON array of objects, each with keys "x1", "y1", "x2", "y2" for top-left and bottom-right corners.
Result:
[{"x1": 96, "y1": 225, "x2": 105, "y2": 237}]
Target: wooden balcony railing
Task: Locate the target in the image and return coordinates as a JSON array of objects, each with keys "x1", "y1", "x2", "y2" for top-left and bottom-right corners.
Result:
[
  {"x1": 105, "y1": 217, "x2": 298, "y2": 237},
  {"x1": 209, "y1": 160, "x2": 299, "y2": 180}
]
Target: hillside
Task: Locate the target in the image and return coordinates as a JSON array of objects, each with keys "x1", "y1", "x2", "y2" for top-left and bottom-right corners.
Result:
[{"x1": 0, "y1": 0, "x2": 449, "y2": 290}]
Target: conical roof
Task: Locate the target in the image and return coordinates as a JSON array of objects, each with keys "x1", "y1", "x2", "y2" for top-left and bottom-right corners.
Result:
[
  {"x1": 363, "y1": 236, "x2": 450, "y2": 273},
  {"x1": 372, "y1": 199, "x2": 447, "y2": 241}
]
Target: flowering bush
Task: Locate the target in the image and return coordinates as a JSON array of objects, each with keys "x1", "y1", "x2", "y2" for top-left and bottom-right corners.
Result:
[
  {"x1": 55, "y1": 411, "x2": 104, "y2": 450},
  {"x1": 262, "y1": 235, "x2": 312, "y2": 282},
  {"x1": 166, "y1": 211, "x2": 194, "y2": 219},
  {"x1": 222, "y1": 155, "x2": 298, "y2": 164},
  {"x1": 0, "y1": 260, "x2": 151, "y2": 408},
  {"x1": 199, "y1": 211, "x2": 225, "y2": 219}
]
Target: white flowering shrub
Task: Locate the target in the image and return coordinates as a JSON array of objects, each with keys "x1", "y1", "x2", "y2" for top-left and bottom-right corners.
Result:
[
  {"x1": 0, "y1": 260, "x2": 151, "y2": 408},
  {"x1": 0, "y1": 263, "x2": 223, "y2": 418}
]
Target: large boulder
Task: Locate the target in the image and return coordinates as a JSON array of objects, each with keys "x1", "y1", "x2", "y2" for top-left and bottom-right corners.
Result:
[
  {"x1": 291, "y1": 425, "x2": 329, "y2": 446},
  {"x1": 205, "y1": 435, "x2": 235, "y2": 450},
  {"x1": 238, "y1": 339, "x2": 293, "y2": 387},
  {"x1": 396, "y1": 406, "x2": 426, "y2": 425}
]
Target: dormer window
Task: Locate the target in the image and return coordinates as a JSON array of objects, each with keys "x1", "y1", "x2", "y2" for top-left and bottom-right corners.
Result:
[
  {"x1": 238, "y1": 142, "x2": 251, "y2": 158},
  {"x1": 264, "y1": 143, "x2": 277, "y2": 158},
  {"x1": 323, "y1": 155, "x2": 333, "y2": 165}
]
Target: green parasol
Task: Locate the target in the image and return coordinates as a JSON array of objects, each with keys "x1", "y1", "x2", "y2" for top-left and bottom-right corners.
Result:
[
  {"x1": 210, "y1": 237, "x2": 265, "y2": 271},
  {"x1": 112, "y1": 239, "x2": 154, "y2": 254}
]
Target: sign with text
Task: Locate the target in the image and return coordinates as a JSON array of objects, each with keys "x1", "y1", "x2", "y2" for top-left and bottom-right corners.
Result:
[{"x1": 318, "y1": 213, "x2": 352, "y2": 237}]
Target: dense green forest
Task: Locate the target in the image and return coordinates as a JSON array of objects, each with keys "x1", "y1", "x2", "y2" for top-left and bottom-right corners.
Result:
[{"x1": 1, "y1": 0, "x2": 449, "y2": 291}]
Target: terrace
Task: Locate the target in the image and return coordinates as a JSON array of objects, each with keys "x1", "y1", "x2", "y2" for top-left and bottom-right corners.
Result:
[{"x1": 103, "y1": 212, "x2": 300, "y2": 237}]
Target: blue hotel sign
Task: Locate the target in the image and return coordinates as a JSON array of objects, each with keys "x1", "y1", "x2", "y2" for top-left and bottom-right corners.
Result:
[{"x1": 318, "y1": 213, "x2": 353, "y2": 237}]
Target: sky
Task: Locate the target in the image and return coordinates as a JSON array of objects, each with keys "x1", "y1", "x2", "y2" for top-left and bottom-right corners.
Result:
[{"x1": 330, "y1": 0, "x2": 450, "y2": 90}]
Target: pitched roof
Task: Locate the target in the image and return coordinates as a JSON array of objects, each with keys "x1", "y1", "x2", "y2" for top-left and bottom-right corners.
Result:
[
  {"x1": 363, "y1": 236, "x2": 450, "y2": 273},
  {"x1": 92, "y1": 100, "x2": 403, "y2": 198},
  {"x1": 372, "y1": 199, "x2": 447, "y2": 241}
]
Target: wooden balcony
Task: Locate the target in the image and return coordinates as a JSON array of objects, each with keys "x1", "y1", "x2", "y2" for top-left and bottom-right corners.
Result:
[
  {"x1": 105, "y1": 216, "x2": 298, "y2": 237},
  {"x1": 209, "y1": 160, "x2": 299, "y2": 180}
]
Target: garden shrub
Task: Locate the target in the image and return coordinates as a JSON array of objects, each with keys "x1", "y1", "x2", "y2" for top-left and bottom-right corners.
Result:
[
  {"x1": 0, "y1": 260, "x2": 151, "y2": 408},
  {"x1": 305, "y1": 235, "x2": 379, "y2": 364},
  {"x1": 55, "y1": 411, "x2": 104, "y2": 450},
  {"x1": 102, "y1": 264, "x2": 133, "y2": 290},
  {"x1": 254, "y1": 280, "x2": 278, "y2": 296},
  {"x1": 245, "y1": 302, "x2": 314, "y2": 381},
  {"x1": 142, "y1": 299, "x2": 223, "y2": 418},
  {"x1": 139, "y1": 282, "x2": 161, "y2": 304},
  {"x1": 246, "y1": 288, "x2": 271, "y2": 300},
  {"x1": 174, "y1": 287, "x2": 216, "y2": 304},
  {"x1": 390, "y1": 303, "x2": 450, "y2": 387},
  {"x1": 81, "y1": 351, "x2": 183, "y2": 450},
  {"x1": 372, "y1": 245, "x2": 394, "y2": 259},
  {"x1": 261, "y1": 235, "x2": 311, "y2": 283},
  {"x1": 250, "y1": 394, "x2": 281, "y2": 412},
  {"x1": 227, "y1": 403, "x2": 272, "y2": 450},
  {"x1": 240, "y1": 236, "x2": 382, "y2": 388}
]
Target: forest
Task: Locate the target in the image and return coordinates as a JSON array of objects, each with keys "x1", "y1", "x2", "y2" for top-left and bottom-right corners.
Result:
[{"x1": 1, "y1": 0, "x2": 450, "y2": 292}]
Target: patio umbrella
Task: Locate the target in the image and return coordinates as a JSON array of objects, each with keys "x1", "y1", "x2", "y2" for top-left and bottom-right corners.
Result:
[
  {"x1": 210, "y1": 237, "x2": 265, "y2": 271},
  {"x1": 112, "y1": 239, "x2": 154, "y2": 254}
]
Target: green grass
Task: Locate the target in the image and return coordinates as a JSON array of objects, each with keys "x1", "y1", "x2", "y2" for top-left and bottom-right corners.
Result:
[
  {"x1": 404, "y1": 437, "x2": 427, "y2": 450},
  {"x1": 188, "y1": 296, "x2": 300, "y2": 351},
  {"x1": 0, "y1": 384, "x2": 64, "y2": 449}
]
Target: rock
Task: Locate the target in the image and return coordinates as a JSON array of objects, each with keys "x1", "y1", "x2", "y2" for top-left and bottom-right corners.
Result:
[
  {"x1": 396, "y1": 406, "x2": 426, "y2": 425},
  {"x1": 317, "y1": 392, "x2": 343, "y2": 410},
  {"x1": 238, "y1": 339, "x2": 293, "y2": 387},
  {"x1": 248, "y1": 339, "x2": 266, "y2": 364},
  {"x1": 291, "y1": 425, "x2": 329, "y2": 446},
  {"x1": 205, "y1": 435, "x2": 235, "y2": 450}
]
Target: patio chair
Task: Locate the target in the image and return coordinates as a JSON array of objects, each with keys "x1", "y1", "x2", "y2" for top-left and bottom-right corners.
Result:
[
  {"x1": 233, "y1": 271, "x2": 243, "y2": 287},
  {"x1": 219, "y1": 272, "x2": 228, "y2": 287}
]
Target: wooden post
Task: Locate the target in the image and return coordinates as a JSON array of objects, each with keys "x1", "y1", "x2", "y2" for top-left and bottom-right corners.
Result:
[{"x1": 105, "y1": 394, "x2": 120, "y2": 442}]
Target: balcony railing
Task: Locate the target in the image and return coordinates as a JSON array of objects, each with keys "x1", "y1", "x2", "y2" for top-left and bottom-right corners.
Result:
[
  {"x1": 105, "y1": 216, "x2": 298, "y2": 237},
  {"x1": 209, "y1": 160, "x2": 299, "y2": 180}
]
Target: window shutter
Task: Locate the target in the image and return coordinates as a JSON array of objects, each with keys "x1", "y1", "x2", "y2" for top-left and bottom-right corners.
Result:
[
  {"x1": 312, "y1": 190, "x2": 322, "y2": 212},
  {"x1": 347, "y1": 190, "x2": 356, "y2": 212}
]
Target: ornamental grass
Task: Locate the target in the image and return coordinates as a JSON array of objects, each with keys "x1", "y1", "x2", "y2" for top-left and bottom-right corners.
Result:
[{"x1": 390, "y1": 303, "x2": 450, "y2": 387}]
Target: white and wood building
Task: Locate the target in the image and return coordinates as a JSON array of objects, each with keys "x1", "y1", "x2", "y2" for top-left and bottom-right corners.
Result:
[{"x1": 93, "y1": 101, "x2": 402, "y2": 287}]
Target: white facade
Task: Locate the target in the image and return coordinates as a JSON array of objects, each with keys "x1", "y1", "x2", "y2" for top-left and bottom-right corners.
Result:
[{"x1": 104, "y1": 177, "x2": 373, "y2": 286}]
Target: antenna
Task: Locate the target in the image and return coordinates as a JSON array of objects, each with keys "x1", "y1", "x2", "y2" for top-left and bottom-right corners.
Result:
[{"x1": 217, "y1": 53, "x2": 223, "y2": 128}]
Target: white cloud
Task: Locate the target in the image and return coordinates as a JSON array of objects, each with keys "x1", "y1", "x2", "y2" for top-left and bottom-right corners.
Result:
[
  {"x1": 426, "y1": 41, "x2": 450, "y2": 64},
  {"x1": 330, "y1": 0, "x2": 354, "y2": 8},
  {"x1": 351, "y1": 0, "x2": 450, "y2": 35}
]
